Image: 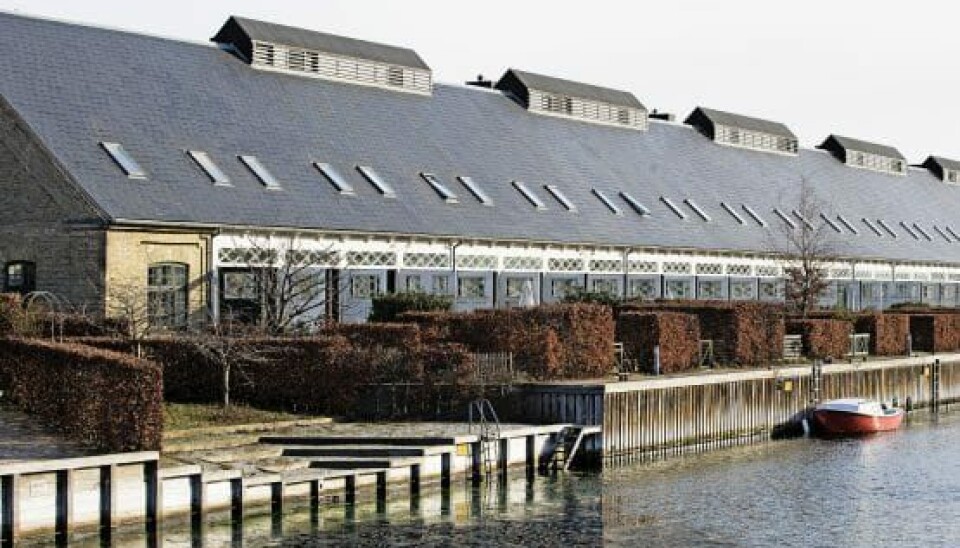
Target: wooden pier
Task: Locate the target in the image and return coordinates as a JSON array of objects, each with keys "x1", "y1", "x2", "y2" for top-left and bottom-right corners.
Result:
[{"x1": 520, "y1": 354, "x2": 960, "y2": 464}]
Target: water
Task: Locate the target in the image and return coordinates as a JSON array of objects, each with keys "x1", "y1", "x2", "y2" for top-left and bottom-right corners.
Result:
[{"x1": 158, "y1": 411, "x2": 960, "y2": 547}]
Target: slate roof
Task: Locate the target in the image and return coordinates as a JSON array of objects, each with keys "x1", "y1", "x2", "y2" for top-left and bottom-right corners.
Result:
[
  {"x1": 819, "y1": 134, "x2": 906, "y2": 160},
  {"x1": 2, "y1": 13, "x2": 960, "y2": 265},
  {"x1": 685, "y1": 107, "x2": 797, "y2": 139},
  {"x1": 212, "y1": 15, "x2": 430, "y2": 70},
  {"x1": 498, "y1": 69, "x2": 645, "y2": 110}
]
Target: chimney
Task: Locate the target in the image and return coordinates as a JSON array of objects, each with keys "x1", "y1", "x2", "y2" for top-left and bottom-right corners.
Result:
[
  {"x1": 649, "y1": 109, "x2": 675, "y2": 122},
  {"x1": 466, "y1": 74, "x2": 493, "y2": 88}
]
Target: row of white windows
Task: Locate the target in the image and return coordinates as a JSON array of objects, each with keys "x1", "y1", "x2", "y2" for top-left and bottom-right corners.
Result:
[
  {"x1": 848, "y1": 150, "x2": 905, "y2": 175},
  {"x1": 715, "y1": 126, "x2": 798, "y2": 154},
  {"x1": 534, "y1": 92, "x2": 647, "y2": 129},
  {"x1": 252, "y1": 42, "x2": 432, "y2": 93}
]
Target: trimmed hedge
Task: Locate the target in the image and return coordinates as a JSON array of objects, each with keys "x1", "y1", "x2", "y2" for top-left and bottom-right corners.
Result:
[
  {"x1": 617, "y1": 311, "x2": 699, "y2": 373},
  {"x1": 785, "y1": 319, "x2": 852, "y2": 360},
  {"x1": 0, "y1": 338, "x2": 163, "y2": 451},
  {"x1": 320, "y1": 322, "x2": 423, "y2": 351},
  {"x1": 856, "y1": 314, "x2": 909, "y2": 356},
  {"x1": 75, "y1": 335, "x2": 477, "y2": 418},
  {"x1": 621, "y1": 300, "x2": 785, "y2": 366},
  {"x1": 399, "y1": 303, "x2": 615, "y2": 379},
  {"x1": 908, "y1": 315, "x2": 960, "y2": 353}
]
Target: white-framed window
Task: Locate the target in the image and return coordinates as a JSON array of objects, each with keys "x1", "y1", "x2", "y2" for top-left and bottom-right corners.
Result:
[
  {"x1": 551, "y1": 278, "x2": 581, "y2": 298},
  {"x1": 628, "y1": 278, "x2": 657, "y2": 299},
  {"x1": 664, "y1": 279, "x2": 692, "y2": 299},
  {"x1": 405, "y1": 275, "x2": 423, "y2": 293},
  {"x1": 592, "y1": 279, "x2": 618, "y2": 295},
  {"x1": 432, "y1": 275, "x2": 450, "y2": 294},
  {"x1": 730, "y1": 281, "x2": 756, "y2": 300},
  {"x1": 506, "y1": 277, "x2": 534, "y2": 298},
  {"x1": 759, "y1": 280, "x2": 783, "y2": 300},
  {"x1": 351, "y1": 275, "x2": 380, "y2": 298},
  {"x1": 698, "y1": 280, "x2": 723, "y2": 299},
  {"x1": 148, "y1": 263, "x2": 188, "y2": 329},
  {"x1": 458, "y1": 276, "x2": 486, "y2": 299}
]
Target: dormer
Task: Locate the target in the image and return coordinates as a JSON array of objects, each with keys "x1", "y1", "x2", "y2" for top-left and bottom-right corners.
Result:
[
  {"x1": 212, "y1": 16, "x2": 432, "y2": 95},
  {"x1": 494, "y1": 69, "x2": 647, "y2": 130},
  {"x1": 818, "y1": 135, "x2": 906, "y2": 176},
  {"x1": 920, "y1": 156, "x2": 960, "y2": 184},
  {"x1": 684, "y1": 107, "x2": 798, "y2": 155}
]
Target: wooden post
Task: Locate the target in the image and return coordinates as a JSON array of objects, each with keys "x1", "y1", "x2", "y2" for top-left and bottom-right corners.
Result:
[
  {"x1": 99, "y1": 465, "x2": 117, "y2": 542},
  {"x1": 144, "y1": 461, "x2": 162, "y2": 535},
  {"x1": 230, "y1": 478, "x2": 243, "y2": 546},
  {"x1": 189, "y1": 473, "x2": 204, "y2": 539},
  {"x1": 1, "y1": 474, "x2": 18, "y2": 547},
  {"x1": 376, "y1": 472, "x2": 387, "y2": 514},
  {"x1": 498, "y1": 438, "x2": 509, "y2": 477},
  {"x1": 409, "y1": 464, "x2": 420, "y2": 497},
  {"x1": 54, "y1": 469, "x2": 73, "y2": 544},
  {"x1": 344, "y1": 475, "x2": 356, "y2": 506},
  {"x1": 525, "y1": 435, "x2": 538, "y2": 477},
  {"x1": 470, "y1": 442, "x2": 482, "y2": 485},
  {"x1": 440, "y1": 453, "x2": 451, "y2": 490}
]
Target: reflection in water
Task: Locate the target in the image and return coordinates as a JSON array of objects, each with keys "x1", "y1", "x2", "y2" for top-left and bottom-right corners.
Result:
[{"x1": 137, "y1": 412, "x2": 960, "y2": 547}]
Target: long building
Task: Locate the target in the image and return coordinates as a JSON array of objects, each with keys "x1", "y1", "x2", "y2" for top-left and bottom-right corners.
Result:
[{"x1": 2, "y1": 12, "x2": 960, "y2": 326}]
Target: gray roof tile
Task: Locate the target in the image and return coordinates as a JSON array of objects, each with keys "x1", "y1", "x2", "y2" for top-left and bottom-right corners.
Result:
[{"x1": 0, "y1": 13, "x2": 958, "y2": 265}]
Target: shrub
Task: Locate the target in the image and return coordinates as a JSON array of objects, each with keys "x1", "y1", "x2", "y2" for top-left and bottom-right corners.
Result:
[
  {"x1": 617, "y1": 312, "x2": 700, "y2": 373},
  {"x1": 321, "y1": 322, "x2": 422, "y2": 351},
  {"x1": 856, "y1": 314, "x2": 909, "y2": 355},
  {"x1": 369, "y1": 292, "x2": 452, "y2": 323},
  {"x1": 561, "y1": 288, "x2": 621, "y2": 308},
  {"x1": 785, "y1": 319, "x2": 852, "y2": 360},
  {"x1": 0, "y1": 339, "x2": 163, "y2": 451}
]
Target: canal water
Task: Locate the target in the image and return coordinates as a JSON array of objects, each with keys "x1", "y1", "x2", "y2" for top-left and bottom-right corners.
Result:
[{"x1": 155, "y1": 410, "x2": 960, "y2": 547}]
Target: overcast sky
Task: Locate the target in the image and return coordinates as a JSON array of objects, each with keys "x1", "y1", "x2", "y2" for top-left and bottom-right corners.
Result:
[{"x1": 1, "y1": 0, "x2": 957, "y2": 160}]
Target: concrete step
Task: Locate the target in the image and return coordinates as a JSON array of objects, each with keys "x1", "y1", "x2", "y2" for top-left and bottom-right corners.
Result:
[
  {"x1": 306, "y1": 456, "x2": 423, "y2": 470},
  {"x1": 261, "y1": 435, "x2": 462, "y2": 447},
  {"x1": 280, "y1": 445, "x2": 428, "y2": 458}
]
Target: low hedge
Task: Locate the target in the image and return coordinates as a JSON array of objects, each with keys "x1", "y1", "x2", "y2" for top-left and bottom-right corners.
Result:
[
  {"x1": 908, "y1": 315, "x2": 960, "y2": 353},
  {"x1": 785, "y1": 319, "x2": 852, "y2": 360},
  {"x1": 621, "y1": 300, "x2": 784, "y2": 366},
  {"x1": 617, "y1": 311, "x2": 699, "y2": 373},
  {"x1": 856, "y1": 314, "x2": 909, "y2": 356},
  {"x1": 398, "y1": 303, "x2": 615, "y2": 379},
  {"x1": 320, "y1": 322, "x2": 423, "y2": 351},
  {"x1": 369, "y1": 292, "x2": 453, "y2": 323},
  {"x1": 0, "y1": 338, "x2": 162, "y2": 451}
]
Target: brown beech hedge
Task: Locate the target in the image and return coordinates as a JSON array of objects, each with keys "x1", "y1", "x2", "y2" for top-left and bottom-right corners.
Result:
[
  {"x1": 0, "y1": 338, "x2": 162, "y2": 452},
  {"x1": 621, "y1": 300, "x2": 784, "y2": 366},
  {"x1": 617, "y1": 311, "x2": 699, "y2": 373},
  {"x1": 856, "y1": 314, "x2": 909, "y2": 356},
  {"x1": 399, "y1": 303, "x2": 615, "y2": 379},
  {"x1": 785, "y1": 319, "x2": 852, "y2": 360}
]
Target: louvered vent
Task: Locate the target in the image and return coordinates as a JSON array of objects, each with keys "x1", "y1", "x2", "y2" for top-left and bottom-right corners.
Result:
[
  {"x1": 684, "y1": 107, "x2": 798, "y2": 155},
  {"x1": 818, "y1": 135, "x2": 906, "y2": 176},
  {"x1": 495, "y1": 69, "x2": 647, "y2": 130},
  {"x1": 213, "y1": 16, "x2": 432, "y2": 95}
]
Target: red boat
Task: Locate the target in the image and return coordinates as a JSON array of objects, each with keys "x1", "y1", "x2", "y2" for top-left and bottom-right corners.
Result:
[{"x1": 812, "y1": 398, "x2": 904, "y2": 435}]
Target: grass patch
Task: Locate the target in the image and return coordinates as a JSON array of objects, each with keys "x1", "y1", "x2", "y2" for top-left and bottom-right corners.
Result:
[{"x1": 164, "y1": 403, "x2": 307, "y2": 431}]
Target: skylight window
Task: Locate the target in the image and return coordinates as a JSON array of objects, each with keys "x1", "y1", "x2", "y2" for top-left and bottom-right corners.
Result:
[
  {"x1": 898, "y1": 222, "x2": 918, "y2": 240},
  {"x1": 876, "y1": 219, "x2": 898, "y2": 238},
  {"x1": 420, "y1": 173, "x2": 458, "y2": 203},
  {"x1": 356, "y1": 165, "x2": 396, "y2": 198},
  {"x1": 620, "y1": 192, "x2": 651, "y2": 216},
  {"x1": 837, "y1": 215, "x2": 858, "y2": 234},
  {"x1": 544, "y1": 185, "x2": 576, "y2": 212},
  {"x1": 187, "y1": 150, "x2": 230, "y2": 185},
  {"x1": 314, "y1": 162, "x2": 355, "y2": 195},
  {"x1": 947, "y1": 226, "x2": 960, "y2": 242},
  {"x1": 819, "y1": 213, "x2": 842, "y2": 233},
  {"x1": 101, "y1": 142, "x2": 147, "y2": 179},
  {"x1": 720, "y1": 202, "x2": 745, "y2": 224},
  {"x1": 912, "y1": 223, "x2": 933, "y2": 241},
  {"x1": 660, "y1": 197, "x2": 686, "y2": 219},
  {"x1": 934, "y1": 225, "x2": 953, "y2": 243},
  {"x1": 862, "y1": 218, "x2": 883, "y2": 237},
  {"x1": 513, "y1": 181, "x2": 546, "y2": 210},
  {"x1": 239, "y1": 155, "x2": 280, "y2": 189},
  {"x1": 592, "y1": 189, "x2": 623, "y2": 216},
  {"x1": 742, "y1": 204, "x2": 766, "y2": 227},
  {"x1": 792, "y1": 210, "x2": 814, "y2": 230},
  {"x1": 773, "y1": 208, "x2": 796, "y2": 229},
  {"x1": 457, "y1": 176, "x2": 492, "y2": 205},
  {"x1": 684, "y1": 199, "x2": 711, "y2": 222}
]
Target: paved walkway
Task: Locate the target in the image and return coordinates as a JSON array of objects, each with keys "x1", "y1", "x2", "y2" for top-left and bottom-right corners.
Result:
[{"x1": 0, "y1": 402, "x2": 93, "y2": 464}]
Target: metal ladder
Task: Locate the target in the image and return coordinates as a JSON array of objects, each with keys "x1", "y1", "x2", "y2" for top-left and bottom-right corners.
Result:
[
  {"x1": 468, "y1": 399, "x2": 501, "y2": 477},
  {"x1": 931, "y1": 359, "x2": 942, "y2": 414},
  {"x1": 810, "y1": 360, "x2": 823, "y2": 404}
]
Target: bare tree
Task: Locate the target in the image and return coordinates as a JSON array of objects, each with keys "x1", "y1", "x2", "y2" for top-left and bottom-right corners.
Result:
[
  {"x1": 184, "y1": 319, "x2": 274, "y2": 408},
  {"x1": 104, "y1": 276, "x2": 154, "y2": 356},
  {"x1": 221, "y1": 234, "x2": 347, "y2": 334},
  {"x1": 771, "y1": 178, "x2": 840, "y2": 317}
]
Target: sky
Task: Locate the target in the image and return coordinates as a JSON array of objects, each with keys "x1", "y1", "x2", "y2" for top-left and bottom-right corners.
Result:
[{"x1": 1, "y1": 0, "x2": 958, "y2": 160}]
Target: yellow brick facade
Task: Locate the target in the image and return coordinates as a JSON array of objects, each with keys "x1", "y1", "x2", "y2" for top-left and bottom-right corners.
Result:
[{"x1": 104, "y1": 228, "x2": 212, "y2": 325}]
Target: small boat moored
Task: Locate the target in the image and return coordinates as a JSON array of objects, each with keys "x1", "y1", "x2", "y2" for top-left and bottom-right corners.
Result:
[{"x1": 812, "y1": 398, "x2": 904, "y2": 435}]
